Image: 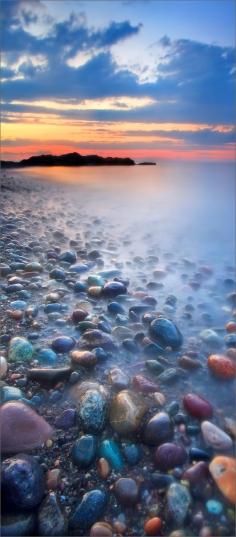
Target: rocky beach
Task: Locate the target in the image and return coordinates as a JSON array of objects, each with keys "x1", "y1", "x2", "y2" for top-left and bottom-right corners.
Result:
[{"x1": 0, "y1": 167, "x2": 235, "y2": 537}]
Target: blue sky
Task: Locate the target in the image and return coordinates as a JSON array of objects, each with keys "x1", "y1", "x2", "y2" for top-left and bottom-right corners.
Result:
[{"x1": 2, "y1": 0, "x2": 235, "y2": 161}]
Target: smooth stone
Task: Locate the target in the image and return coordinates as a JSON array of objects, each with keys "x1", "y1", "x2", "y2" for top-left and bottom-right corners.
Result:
[
  {"x1": 87, "y1": 275, "x2": 105, "y2": 287},
  {"x1": 44, "y1": 303, "x2": 63, "y2": 314},
  {"x1": 155, "y1": 443, "x2": 187, "y2": 470},
  {"x1": 37, "y1": 348, "x2": 58, "y2": 365},
  {"x1": 122, "y1": 442, "x2": 141, "y2": 465},
  {"x1": 1, "y1": 454, "x2": 45, "y2": 509},
  {"x1": 99, "y1": 439, "x2": 124, "y2": 471},
  {"x1": 38, "y1": 492, "x2": 67, "y2": 536},
  {"x1": 114, "y1": 477, "x2": 139, "y2": 506},
  {"x1": 9, "y1": 300, "x2": 27, "y2": 310},
  {"x1": 209, "y1": 456, "x2": 236, "y2": 504},
  {"x1": 112, "y1": 325, "x2": 133, "y2": 341},
  {"x1": 49, "y1": 268, "x2": 65, "y2": 281},
  {"x1": 108, "y1": 368, "x2": 129, "y2": 390},
  {"x1": 1, "y1": 514, "x2": 36, "y2": 536},
  {"x1": 107, "y1": 301, "x2": 125, "y2": 315},
  {"x1": 158, "y1": 368, "x2": 180, "y2": 384},
  {"x1": 167, "y1": 483, "x2": 191, "y2": 525},
  {"x1": 78, "y1": 330, "x2": 115, "y2": 350},
  {"x1": 1, "y1": 386, "x2": 23, "y2": 403},
  {"x1": 143, "y1": 412, "x2": 173, "y2": 446},
  {"x1": 59, "y1": 250, "x2": 76, "y2": 264},
  {"x1": 74, "y1": 281, "x2": 87, "y2": 292},
  {"x1": 207, "y1": 354, "x2": 236, "y2": 380},
  {"x1": 72, "y1": 435, "x2": 97, "y2": 467},
  {"x1": 145, "y1": 360, "x2": 164, "y2": 374},
  {"x1": 79, "y1": 389, "x2": 107, "y2": 433},
  {"x1": 201, "y1": 421, "x2": 233, "y2": 450},
  {"x1": 183, "y1": 462, "x2": 209, "y2": 484},
  {"x1": 77, "y1": 321, "x2": 97, "y2": 333},
  {"x1": 90, "y1": 522, "x2": 113, "y2": 537},
  {"x1": 69, "y1": 263, "x2": 89, "y2": 273},
  {"x1": 110, "y1": 390, "x2": 147, "y2": 436},
  {"x1": 97, "y1": 457, "x2": 111, "y2": 479},
  {"x1": 144, "y1": 517, "x2": 162, "y2": 536},
  {"x1": 51, "y1": 336, "x2": 75, "y2": 353},
  {"x1": 70, "y1": 490, "x2": 107, "y2": 530},
  {"x1": 206, "y1": 499, "x2": 223, "y2": 515},
  {"x1": 9, "y1": 337, "x2": 34, "y2": 362},
  {"x1": 27, "y1": 367, "x2": 71, "y2": 386},
  {"x1": 103, "y1": 281, "x2": 127, "y2": 297},
  {"x1": 71, "y1": 350, "x2": 97, "y2": 368},
  {"x1": 183, "y1": 393, "x2": 213, "y2": 420},
  {"x1": 133, "y1": 374, "x2": 158, "y2": 393},
  {"x1": 25, "y1": 262, "x2": 42, "y2": 272},
  {"x1": 1, "y1": 401, "x2": 53, "y2": 453},
  {"x1": 199, "y1": 329, "x2": 221, "y2": 347},
  {"x1": 150, "y1": 472, "x2": 174, "y2": 490},
  {"x1": 189, "y1": 447, "x2": 211, "y2": 461},
  {"x1": 149, "y1": 318, "x2": 183, "y2": 350},
  {"x1": 143, "y1": 342, "x2": 164, "y2": 357},
  {"x1": 71, "y1": 309, "x2": 88, "y2": 323},
  {"x1": 54, "y1": 408, "x2": 76, "y2": 430},
  {"x1": 0, "y1": 356, "x2": 8, "y2": 379}
]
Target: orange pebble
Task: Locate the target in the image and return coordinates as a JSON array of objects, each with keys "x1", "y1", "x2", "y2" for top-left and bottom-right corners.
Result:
[
  {"x1": 144, "y1": 517, "x2": 162, "y2": 536},
  {"x1": 209, "y1": 456, "x2": 236, "y2": 504},
  {"x1": 207, "y1": 354, "x2": 236, "y2": 380},
  {"x1": 225, "y1": 321, "x2": 236, "y2": 333}
]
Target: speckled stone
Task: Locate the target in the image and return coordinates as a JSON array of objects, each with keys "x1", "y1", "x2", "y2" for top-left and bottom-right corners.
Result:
[
  {"x1": 109, "y1": 390, "x2": 147, "y2": 435},
  {"x1": 1, "y1": 454, "x2": 45, "y2": 509},
  {"x1": 167, "y1": 483, "x2": 191, "y2": 525},
  {"x1": 201, "y1": 421, "x2": 233, "y2": 450},
  {"x1": 9, "y1": 337, "x2": 34, "y2": 362},
  {"x1": 38, "y1": 492, "x2": 67, "y2": 536},
  {"x1": 70, "y1": 490, "x2": 107, "y2": 530}
]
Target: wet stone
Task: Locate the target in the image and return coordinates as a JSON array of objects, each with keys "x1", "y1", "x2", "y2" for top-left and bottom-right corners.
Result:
[
  {"x1": 51, "y1": 336, "x2": 75, "y2": 353},
  {"x1": 1, "y1": 513, "x2": 36, "y2": 536},
  {"x1": 71, "y1": 350, "x2": 97, "y2": 368},
  {"x1": 72, "y1": 435, "x2": 97, "y2": 467},
  {"x1": 54, "y1": 408, "x2": 76, "y2": 430},
  {"x1": 167, "y1": 483, "x2": 191, "y2": 525},
  {"x1": 38, "y1": 492, "x2": 67, "y2": 536},
  {"x1": 201, "y1": 421, "x2": 233, "y2": 450},
  {"x1": 143, "y1": 411, "x2": 173, "y2": 446},
  {"x1": 1, "y1": 386, "x2": 23, "y2": 403},
  {"x1": 122, "y1": 442, "x2": 141, "y2": 465},
  {"x1": 9, "y1": 337, "x2": 34, "y2": 362},
  {"x1": 108, "y1": 367, "x2": 130, "y2": 390},
  {"x1": 149, "y1": 318, "x2": 183, "y2": 350},
  {"x1": 79, "y1": 389, "x2": 107, "y2": 433},
  {"x1": 0, "y1": 356, "x2": 8, "y2": 379},
  {"x1": 69, "y1": 490, "x2": 107, "y2": 530},
  {"x1": 155, "y1": 442, "x2": 187, "y2": 470},
  {"x1": 27, "y1": 367, "x2": 71, "y2": 386},
  {"x1": 114, "y1": 477, "x2": 139, "y2": 506},
  {"x1": 78, "y1": 329, "x2": 115, "y2": 351},
  {"x1": 110, "y1": 389, "x2": 147, "y2": 435},
  {"x1": 183, "y1": 393, "x2": 213, "y2": 420},
  {"x1": 1, "y1": 454, "x2": 45, "y2": 509},
  {"x1": 99, "y1": 439, "x2": 124, "y2": 471}
]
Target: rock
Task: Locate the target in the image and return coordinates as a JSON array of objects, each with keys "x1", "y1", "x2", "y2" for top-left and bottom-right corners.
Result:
[
  {"x1": 71, "y1": 350, "x2": 97, "y2": 368},
  {"x1": 183, "y1": 394, "x2": 213, "y2": 419},
  {"x1": 112, "y1": 325, "x2": 133, "y2": 341},
  {"x1": 108, "y1": 368, "x2": 129, "y2": 390},
  {"x1": 155, "y1": 443, "x2": 187, "y2": 470},
  {"x1": 99, "y1": 439, "x2": 124, "y2": 471},
  {"x1": 209, "y1": 456, "x2": 236, "y2": 504},
  {"x1": 72, "y1": 435, "x2": 97, "y2": 467},
  {"x1": 1, "y1": 401, "x2": 53, "y2": 453},
  {"x1": 9, "y1": 337, "x2": 34, "y2": 362},
  {"x1": 79, "y1": 389, "x2": 107, "y2": 433},
  {"x1": 109, "y1": 390, "x2": 147, "y2": 435},
  {"x1": 167, "y1": 483, "x2": 191, "y2": 525},
  {"x1": 38, "y1": 492, "x2": 67, "y2": 536},
  {"x1": 0, "y1": 356, "x2": 8, "y2": 379},
  {"x1": 90, "y1": 522, "x2": 113, "y2": 537},
  {"x1": 59, "y1": 250, "x2": 76, "y2": 264},
  {"x1": 1, "y1": 513, "x2": 36, "y2": 536},
  {"x1": 199, "y1": 329, "x2": 220, "y2": 347},
  {"x1": 150, "y1": 473, "x2": 174, "y2": 490},
  {"x1": 46, "y1": 469, "x2": 61, "y2": 490},
  {"x1": 145, "y1": 360, "x2": 164, "y2": 374},
  {"x1": 207, "y1": 354, "x2": 236, "y2": 380},
  {"x1": 1, "y1": 454, "x2": 45, "y2": 509},
  {"x1": 189, "y1": 448, "x2": 211, "y2": 462},
  {"x1": 70, "y1": 490, "x2": 107, "y2": 530},
  {"x1": 97, "y1": 458, "x2": 111, "y2": 479},
  {"x1": 183, "y1": 462, "x2": 209, "y2": 484},
  {"x1": 72, "y1": 309, "x2": 88, "y2": 323},
  {"x1": 144, "y1": 517, "x2": 162, "y2": 536},
  {"x1": 158, "y1": 367, "x2": 181, "y2": 384},
  {"x1": 51, "y1": 336, "x2": 75, "y2": 353},
  {"x1": 206, "y1": 499, "x2": 223, "y2": 515},
  {"x1": 201, "y1": 421, "x2": 233, "y2": 450},
  {"x1": 78, "y1": 330, "x2": 115, "y2": 350},
  {"x1": 122, "y1": 442, "x2": 141, "y2": 465},
  {"x1": 178, "y1": 355, "x2": 201, "y2": 370},
  {"x1": 103, "y1": 281, "x2": 127, "y2": 297},
  {"x1": 1, "y1": 386, "x2": 23, "y2": 403},
  {"x1": 37, "y1": 348, "x2": 58, "y2": 365},
  {"x1": 27, "y1": 367, "x2": 71, "y2": 386},
  {"x1": 114, "y1": 477, "x2": 139, "y2": 506},
  {"x1": 133, "y1": 374, "x2": 158, "y2": 393},
  {"x1": 149, "y1": 318, "x2": 183, "y2": 350},
  {"x1": 143, "y1": 412, "x2": 173, "y2": 445},
  {"x1": 107, "y1": 301, "x2": 125, "y2": 315},
  {"x1": 54, "y1": 408, "x2": 76, "y2": 430}
]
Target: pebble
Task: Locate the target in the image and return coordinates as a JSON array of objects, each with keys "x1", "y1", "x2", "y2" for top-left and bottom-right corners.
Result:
[
  {"x1": 72, "y1": 434, "x2": 97, "y2": 467},
  {"x1": 79, "y1": 329, "x2": 115, "y2": 350},
  {"x1": 0, "y1": 356, "x2": 8, "y2": 379},
  {"x1": 199, "y1": 329, "x2": 221, "y2": 347},
  {"x1": 37, "y1": 348, "x2": 58, "y2": 365},
  {"x1": 143, "y1": 411, "x2": 173, "y2": 445},
  {"x1": 8, "y1": 336, "x2": 34, "y2": 362},
  {"x1": 183, "y1": 461, "x2": 209, "y2": 484},
  {"x1": 108, "y1": 367, "x2": 129, "y2": 390},
  {"x1": 51, "y1": 336, "x2": 75, "y2": 353},
  {"x1": 133, "y1": 374, "x2": 159, "y2": 393},
  {"x1": 207, "y1": 354, "x2": 236, "y2": 379},
  {"x1": 109, "y1": 389, "x2": 147, "y2": 435},
  {"x1": 38, "y1": 492, "x2": 67, "y2": 536},
  {"x1": 1, "y1": 454, "x2": 45, "y2": 509},
  {"x1": 122, "y1": 442, "x2": 141, "y2": 465},
  {"x1": 71, "y1": 350, "x2": 97, "y2": 368},
  {"x1": 79, "y1": 388, "x2": 107, "y2": 433},
  {"x1": 167, "y1": 483, "x2": 191, "y2": 525},
  {"x1": 183, "y1": 393, "x2": 213, "y2": 419},
  {"x1": 206, "y1": 499, "x2": 223, "y2": 515},
  {"x1": 27, "y1": 367, "x2": 71, "y2": 386},
  {"x1": 46, "y1": 469, "x2": 61, "y2": 490},
  {"x1": 1, "y1": 513, "x2": 36, "y2": 536},
  {"x1": 201, "y1": 421, "x2": 233, "y2": 450},
  {"x1": 90, "y1": 522, "x2": 113, "y2": 537},
  {"x1": 114, "y1": 477, "x2": 139, "y2": 506},
  {"x1": 97, "y1": 457, "x2": 111, "y2": 479},
  {"x1": 144, "y1": 517, "x2": 162, "y2": 536},
  {"x1": 102, "y1": 281, "x2": 127, "y2": 297},
  {"x1": 54, "y1": 408, "x2": 76, "y2": 430},
  {"x1": 149, "y1": 317, "x2": 183, "y2": 350},
  {"x1": 1, "y1": 385, "x2": 23, "y2": 403},
  {"x1": 69, "y1": 490, "x2": 107, "y2": 530},
  {"x1": 72, "y1": 309, "x2": 88, "y2": 323},
  {"x1": 99, "y1": 439, "x2": 124, "y2": 471},
  {"x1": 155, "y1": 442, "x2": 187, "y2": 470},
  {"x1": 209, "y1": 456, "x2": 236, "y2": 504},
  {"x1": 1, "y1": 400, "x2": 53, "y2": 453}
]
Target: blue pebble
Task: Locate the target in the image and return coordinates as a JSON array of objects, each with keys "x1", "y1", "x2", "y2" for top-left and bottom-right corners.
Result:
[
  {"x1": 70, "y1": 490, "x2": 107, "y2": 530},
  {"x1": 18, "y1": 290, "x2": 32, "y2": 299},
  {"x1": 10, "y1": 300, "x2": 27, "y2": 310},
  {"x1": 37, "y1": 348, "x2": 58, "y2": 365},
  {"x1": 59, "y1": 251, "x2": 77, "y2": 264},
  {"x1": 44, "y1": 303, "x2": 63, "y2": 314},
  {"x1": 51, "y1": 336, "x2": 75, "y2": 353},
  {"x1": 6, "y1": 284, "x2": 23, "y2": 294},
  {"x1": 1, "y1": 386, "x2": 24, "y2": 403},
  {"x1": 206, "y1": 500, "x2": 223, "y2": 515},
  {"x1": 99, "y1": 439, "x2": 124, "y2": 471},
  {"x1": 70, "y1": 264, "x2": 89, "y2": 273},
  {"x1": 94, "y1": 347, "x2": 108, "y2": 360},
  {"x1": 49, "y1": 268, "x2": 65, "y2": 281},
  {"x1": 122, "y1": 443, "x2": 141, "y2": 465},
  {"x1": 107, "y1": 302, "x2": 125, "y2": 315},
  {"x1": 74, "y1": 281, "x2": 87, "y2": 293}
]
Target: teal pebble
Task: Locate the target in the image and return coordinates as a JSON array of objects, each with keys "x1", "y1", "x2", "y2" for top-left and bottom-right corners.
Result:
[
  {"x1": 99, "y1": 439, "x2": 124, "y2": 471},
  {"x1": 206, "y1": 500, "x2": 223, "y2": 515},
  {"x1": 37, "y1": 348, "x2": 58, "y2": 365},
  {"x1": 9, "y1": 337, "x2": 34, "y2": 362},
  {"x1": 1, "y1": 386, "x2": 24, "y2": 403}
]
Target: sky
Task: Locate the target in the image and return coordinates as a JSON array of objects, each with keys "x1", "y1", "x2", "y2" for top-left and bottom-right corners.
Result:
[{"x1": 1, "y1": 0, "x2": 235, "y2": 162}]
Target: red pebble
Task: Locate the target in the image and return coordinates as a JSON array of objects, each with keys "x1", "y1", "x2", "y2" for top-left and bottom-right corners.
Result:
[
  {"x1": 183, "y1": 393, "x2": 213, "y2": 419},
  {"x1": 144, "y1": 517, "x2": 162, "y2": 536},
  {"x1": 133, "y1": 374, "x2": 158, "y2": 393},
  {"x1": 207, "y1": 354, "x2": 236, "y2": 380}
]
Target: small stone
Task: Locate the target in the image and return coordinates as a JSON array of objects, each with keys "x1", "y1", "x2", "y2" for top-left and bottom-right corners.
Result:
[
  {"x1": 27, "y1": 367, "x2": 71, "y2": 386},
  {"x1": 114, "y1": 477, "x2": 139, "y2": 506},
  {"x1": 201, "y1": 421, "x2": 233, "y2": 450},
  {"x1": 133, "y1": 374, "x2": 158, "y2": 393},
  {"x1": 79, "y1": 389, "x2": 107, "y2": 433},
  {"x1": 199, "y1": 329, "x2": 220, "y2": 347},
  {"x1": 46, "y1": 469, "x2": 61, "y2": 490},
  {"x1": 0, "y1": 356, "x2": 8, "y2": 379},
  {"x1": 1, "y1": 454, "x2": 45, "y2": 509},
  {"x1": 167, "y1": 483, "x2": 191, "y2": 525},
  {"x1": 122, "y1": 442, "x2": 141, "y2": 465},
  {"x1": 178, "y1": 355, "x2": 201, "y2": 370},
  {"x1": 97, "y1": 457, "x2": 111, "y2": 479},
  {"x1": 109, "y1": 390, "x2": 147, "y2": 436},
  {"x1": 51, "y1": 336, "x2": 75, "y2": 353},
  {"x1": 99, "y1": 439, "x2": 124, "y2": 471},
  {"x1": 103, "y1": 281, "x2": 127, "y2": 297},
  {"x1": 79, "y1": 330, "x2": 114, "y2": 351},
  {"x1": 1, "y1": 401, "x2": 53, "y2": 453},
  {"x1": 149, "y1": 318, "x2": 183, "y2": 350},
  {"x1": 207, "y1": 354, "x2": 236, "y2": 380},
  {"x1": 1, "y1": 385, "x2": 23, "y2": 403},
  {"x1": 72, "y1": 309, "x2": 88, "y2": 323},
  {"x1": 90, "y1": 522, "x2": 113, "y2": 537},
  {"x1": 144, "y1": 517, "x2": 162, "y2": 536},
  {"x1": 209, "y1": 456, "x2": 236, "y2": 504},
  {"x1": 9, "y1": 337, "x2": 34, "y2": 362},
  {"x1": 38, "y1": 492, "x2": 67, "y2": 536},
  {"x1": 108, "y1": 367, "x2": 129, "y2": 390},
  {"x1": 72, "y1": 435, "x2": 97, "y2": 467},
  {"x1": 71, "y1": 350, "x2": 97, "y2": 368},
  {"x1": 70, "y1": 490, "x2": 107, "y2": 530},
  {"x1": 54, "y1": 408, "x2": 76, "y2": 430},
  {"x1": 183, "y1": 462, "x2": 209, "y2": 484},
  {"x1": 143, "y1": 411, "x2": 173, "y2": 445},
  {"x1": 183, "y1": 393, "x2": 213, "y2": 419},
  {"x1": 155, "y1": 443, "x2": 187, "y2": 470},
  {"x1": 206, "y1": 499, "x2": 223, "y2": 515}
]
